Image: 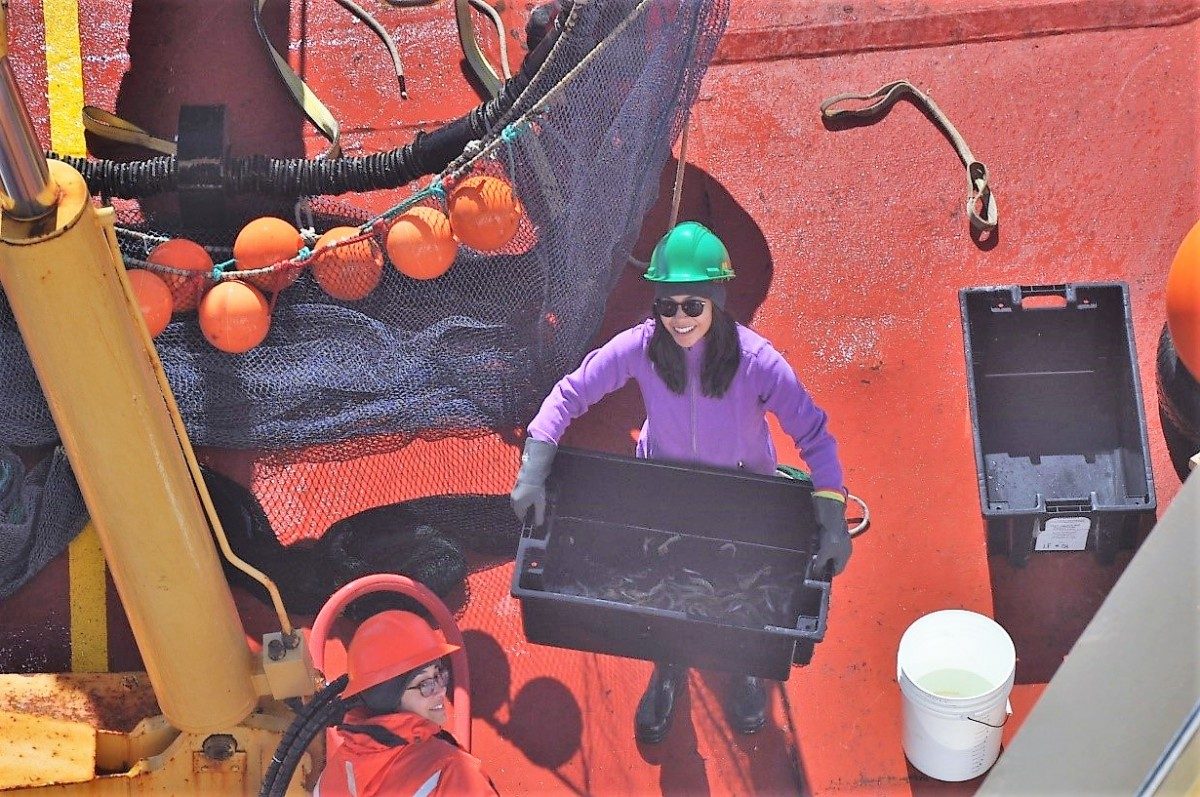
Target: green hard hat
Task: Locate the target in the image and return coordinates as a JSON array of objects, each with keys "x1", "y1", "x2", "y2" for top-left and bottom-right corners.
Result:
[{"x1": 645, "y1": 222, "x2": 734, "y2": 283}]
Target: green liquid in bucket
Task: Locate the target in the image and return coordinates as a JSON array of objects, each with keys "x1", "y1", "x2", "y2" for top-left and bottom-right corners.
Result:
[{"x1": 916, "y1": 668, "x2": 995, "y2": 698}]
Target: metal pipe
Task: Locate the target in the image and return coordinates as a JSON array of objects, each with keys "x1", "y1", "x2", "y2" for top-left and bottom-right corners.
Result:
[
  {"x1": 0, "y1": 39, "x2": 55, "y2": 218},
  {"x1": 0, "y1": 160, "x2": 260, "y2": 733},
  {"x1": 0, "y1": 9, "x2": 258, "y2": 730}
]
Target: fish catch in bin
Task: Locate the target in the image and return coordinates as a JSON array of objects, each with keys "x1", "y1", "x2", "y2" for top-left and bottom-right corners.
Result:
[{"x1": 511, "y1": 447, "x2": 831, "y2": 681}]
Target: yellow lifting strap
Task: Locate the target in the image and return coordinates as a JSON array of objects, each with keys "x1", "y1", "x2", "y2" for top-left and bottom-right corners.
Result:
[
  {"x1": 81, "y1": 106, "x2": 176, "y2": 155},
  {"x1": 252, "y1": 0, "x2": 342, "y2": 159},
  {"x1": 820, "y1": 80, "x2": 999, "y2": 235},
  {"x1": 81, "y1": 0, "x2": 511, "y2": 158},
  {"x1": 454, "y1": 0, "x2": 509, "y2": 98}
]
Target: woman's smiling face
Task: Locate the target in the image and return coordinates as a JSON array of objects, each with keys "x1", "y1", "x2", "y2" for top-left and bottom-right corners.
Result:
[
  {"x1": 657, "y1": 294, "x2": 711, "y2": 349},
  {"x1": 399, "y1": 662, "x2": 450, "y2": 725}
]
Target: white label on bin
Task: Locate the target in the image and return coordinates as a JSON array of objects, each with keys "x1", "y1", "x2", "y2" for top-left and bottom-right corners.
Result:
[{"x1": 1035, "y1": 516, "x2": 1090, "y2": 551}]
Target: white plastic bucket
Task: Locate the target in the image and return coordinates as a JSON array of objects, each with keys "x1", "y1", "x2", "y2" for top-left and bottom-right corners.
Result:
[{"x1": 897, "y1": 609, "x2": 1016, "y2": 782}]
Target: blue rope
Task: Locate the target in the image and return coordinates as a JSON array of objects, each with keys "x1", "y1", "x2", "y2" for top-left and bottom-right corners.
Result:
[
  {"x1": 211, "y1": 259, "x2": 235, "y2": 281},
  {"x1": 376, "y1": 184, "x2": 439, "y2": 224}
]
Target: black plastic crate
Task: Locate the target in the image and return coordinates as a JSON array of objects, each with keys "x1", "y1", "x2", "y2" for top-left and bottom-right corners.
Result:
[
  {"x1": 511, "y1": 447, "x2": 830, "y2": 681},
  {"x1": 961, "y1": 283, "x2": 1156, "y2": 565}
]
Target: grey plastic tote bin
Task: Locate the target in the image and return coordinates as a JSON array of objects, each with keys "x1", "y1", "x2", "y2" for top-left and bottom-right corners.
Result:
[
  {"x1": 511, "y1": 447, "x2": 831, "y2": 680},
  {"x1": 960, "y1": 283, "x2": 1156, "y2": 565}
]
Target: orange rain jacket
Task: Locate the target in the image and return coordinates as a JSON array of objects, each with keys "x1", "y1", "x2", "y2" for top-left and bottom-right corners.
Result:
[{"x1": 316, "y1": 709, "x2": 497, "y2": 796}]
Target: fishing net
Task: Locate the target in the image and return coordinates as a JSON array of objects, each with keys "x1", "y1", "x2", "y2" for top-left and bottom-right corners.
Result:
[{"x1": 0, "y1": 0, "x2": 730, "y2": 607}]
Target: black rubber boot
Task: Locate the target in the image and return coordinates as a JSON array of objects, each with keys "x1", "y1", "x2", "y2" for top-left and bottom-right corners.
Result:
[
  {"x1": 725, "y1": 675, "x2": 767, "y2": 734},
  {"x1": 635, "y1": 663, "x2": 685, "y2": 743}
]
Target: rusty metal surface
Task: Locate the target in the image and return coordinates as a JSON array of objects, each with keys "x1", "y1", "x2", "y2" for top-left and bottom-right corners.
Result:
[
  {"x1": 0, "y1": 673, "x2": 159, "y2": 734},
  {"x1": 6, "y1": 718, "x2": 307, "y2": 796}
]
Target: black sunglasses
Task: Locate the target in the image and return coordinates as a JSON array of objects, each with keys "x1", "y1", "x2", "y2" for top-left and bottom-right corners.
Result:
[{"x1": 652, "y1": 297, "x2": 707, "y2": 318}]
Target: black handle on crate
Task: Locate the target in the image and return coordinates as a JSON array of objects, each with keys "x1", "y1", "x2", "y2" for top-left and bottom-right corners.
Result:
[
  {"x1": 1018, "y1": 283, "x2": 1070, "y2": 298},
  {"x1": 1015, "y1": 284, "x2": 1076, "y2": 308}
]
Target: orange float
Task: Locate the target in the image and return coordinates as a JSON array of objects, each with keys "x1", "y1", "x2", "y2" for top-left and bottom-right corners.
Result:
[
  {"x1": 1166, "y1": 219, "x2": 1200, "y2": 376},
  {"x1": 232, "y1": 217, "x2": 305, "y2": 294},
  {"x1": 312, "y1": 227, "x2": 384, "y2": 301},
  {"x1": 198, "y1": 280, "x2": 271, "y2": 354},
  {"x1": 147, "y1": 238, "x2": 213, "y2": 312},
  {"x1": 386, "y1": 206, "x2": 458, "y2": 280},
  {"x1": 447, "y1": 175, "x2": 522, "y2": 251},
  {"x1": 126, "y1": 269, "x2": 172, "y2": 338}
]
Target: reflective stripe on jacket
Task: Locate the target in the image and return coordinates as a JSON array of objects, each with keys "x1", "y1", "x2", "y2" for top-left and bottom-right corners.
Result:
[{"x1": 317, "y1": 709, "x2": 496, "y2": 797}]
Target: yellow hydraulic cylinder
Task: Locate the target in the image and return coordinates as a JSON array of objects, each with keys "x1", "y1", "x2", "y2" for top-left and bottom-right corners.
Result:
[{"x1": 0, "y1": 159, "x2": 258, "y2": 733}]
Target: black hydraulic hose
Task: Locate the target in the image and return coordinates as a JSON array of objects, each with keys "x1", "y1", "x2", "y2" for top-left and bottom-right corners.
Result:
[
  {"x1": 263, "y1": 698, "x2": 348, "y2": 797},
  {"x1": 260, "y1": 674, "x2": 350, "y2": 797},
  {"x1": 45, "y1": 6, "x2": 570, "y2": 201}
]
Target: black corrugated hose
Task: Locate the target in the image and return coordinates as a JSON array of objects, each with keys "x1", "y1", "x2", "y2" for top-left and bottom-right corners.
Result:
[
  {"x1": 260, "y1": 673, "x2": 351, "y2": 797},
  {"x1": 47, "y1": 3, "x2": 570, "y2": 200}
]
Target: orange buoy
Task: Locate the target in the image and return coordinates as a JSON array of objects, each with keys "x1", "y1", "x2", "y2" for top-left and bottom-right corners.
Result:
[
  {"x1": 448, "y1": 175, "x2": 522, "y2": 251},
  {"x1": 198, "y1": 280, "x2": 271, "y2": 354},
  {"x1": 312, "y1": 226, "x2": 384, "y2": 300},
  {"x1": 1167, "y1": 219, "x2": 1200, "y2": 376},
  {"x1": 386, "y1": 206, "x2": 458, "y2": 280},
  {"x1": 147, "y1": 238, "x2": 213, "y2": 312},
  {"x1": 126, "y1": 269, "x2": 173, "y2": 338},
  {"x1": 232, "y1": 217, "x2": 304, "y2": 294}
]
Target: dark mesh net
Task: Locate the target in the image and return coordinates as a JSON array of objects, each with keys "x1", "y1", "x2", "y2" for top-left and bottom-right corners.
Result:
[{"x1": 0, "y1": 0, "x2": 730, "y2": 607}]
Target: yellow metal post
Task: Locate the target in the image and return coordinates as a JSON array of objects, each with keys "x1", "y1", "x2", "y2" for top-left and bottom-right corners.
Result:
[
  {"x1": 0, "y1": 160, "x2": 259, "y2": 733},
  {"x1": 0, "y1": 3, "x2": 261, "y2": 735}
]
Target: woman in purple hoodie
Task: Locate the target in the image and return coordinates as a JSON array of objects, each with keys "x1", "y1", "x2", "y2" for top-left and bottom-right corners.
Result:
[{"x1": 510, "y1": 221, "x2": 851, "y2": 743}]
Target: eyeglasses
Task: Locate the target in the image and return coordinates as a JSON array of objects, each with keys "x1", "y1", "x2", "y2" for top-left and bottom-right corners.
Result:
[
  {"x1": 406, "y1": 666, "x2": 450, "y2": 698},
  {"x1": 652, "y1": 297, "x2": 707, "y2": 318}
]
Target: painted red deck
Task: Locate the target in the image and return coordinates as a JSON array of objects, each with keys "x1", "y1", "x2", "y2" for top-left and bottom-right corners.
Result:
[{"x1": 1, "y1": 0, "x2": 1196, "y2": 794}]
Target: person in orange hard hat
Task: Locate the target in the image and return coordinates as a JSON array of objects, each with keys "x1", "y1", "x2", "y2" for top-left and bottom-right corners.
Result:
[{"x1": 316, "y1": 610, "x2": 497, "y2": 796}]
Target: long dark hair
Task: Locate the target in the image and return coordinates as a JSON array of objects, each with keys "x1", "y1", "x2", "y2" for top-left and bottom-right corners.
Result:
[{"x1": 649, "y1": 304, "x2": 741, "y2": 397}]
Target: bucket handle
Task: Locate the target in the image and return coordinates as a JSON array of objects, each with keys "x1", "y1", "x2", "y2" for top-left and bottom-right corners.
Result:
[
  {"x1": 966, "y1": 699, "x2": 1014, "y2": 729},
  {"x1": 966, "y1": 714, "x2": 1009, "y2": 729}
]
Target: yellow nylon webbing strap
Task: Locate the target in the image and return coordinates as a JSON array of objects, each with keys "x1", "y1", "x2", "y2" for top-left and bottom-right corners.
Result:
[
  {"x1": 455, "y1": 0, "x2": 502, "y2": 98},
  {"x1": 820, "y1": 79, "x2": 998, "y2": 234},
  {"x1": 45, "y1": 0, "x2": 109, "y2": 672},
  {"x1": 81, "y1": 106, "x2": 176, "y2": 155},
  {"x1": 253, "y1": 0, "x2": 341, "y2": 159}
]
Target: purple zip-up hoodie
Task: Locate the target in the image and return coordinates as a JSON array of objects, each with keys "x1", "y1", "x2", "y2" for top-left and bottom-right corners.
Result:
[{"x1": 526, "y1": 319, "x2": 845, "y2": 492}]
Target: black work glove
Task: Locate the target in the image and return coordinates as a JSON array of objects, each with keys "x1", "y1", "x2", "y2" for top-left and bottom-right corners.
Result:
[
  {"x1": 812, "y1": 494, "x2": 851, "y2": 577},
  {"x1": 510, "y1": 438, "x2": 557, "y2": 525}
]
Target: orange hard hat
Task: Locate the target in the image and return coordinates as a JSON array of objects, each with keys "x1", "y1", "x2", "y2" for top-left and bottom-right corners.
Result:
[{"x1": 343, "y1": 610, "x2": 460, "y2": 699}]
